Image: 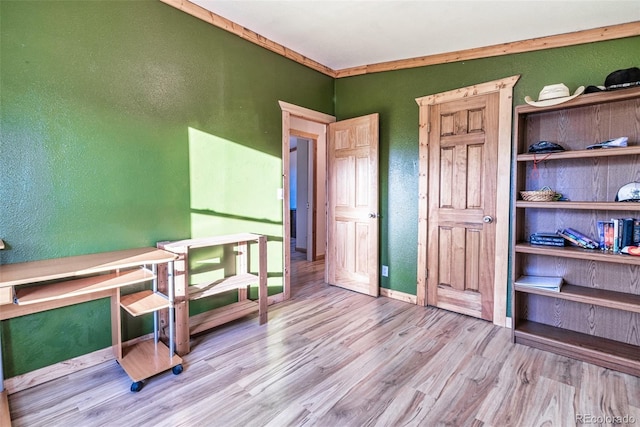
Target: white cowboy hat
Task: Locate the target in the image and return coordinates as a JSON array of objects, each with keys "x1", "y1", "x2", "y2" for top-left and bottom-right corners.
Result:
[{"x1": 525, "y1": 83, "x2": 585, "y2": 107}]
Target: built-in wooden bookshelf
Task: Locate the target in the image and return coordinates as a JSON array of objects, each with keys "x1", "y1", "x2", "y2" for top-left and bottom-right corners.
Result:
[{"x1": 511, "y1": 86, "x2": 640, "y2": 376}]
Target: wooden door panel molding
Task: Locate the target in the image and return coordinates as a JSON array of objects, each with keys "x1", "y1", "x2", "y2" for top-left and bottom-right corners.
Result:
[
  {"x1": 328, "y1": 113, "x2": 379, "y2": 297},
  {"x1": 429, "y1": 93, "x2": 497, "y2": 320},
  {"x1": 416, "y1": 75, "x2": 519, "y2": 327},
  {"x1": 437, "y1": 210, "x2": 485, "y2": 224},
  {"x1": 436, "y1": 285, "x2": 482, "y2": 318}
]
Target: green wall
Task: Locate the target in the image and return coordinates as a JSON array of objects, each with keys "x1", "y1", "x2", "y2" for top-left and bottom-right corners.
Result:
[
  {"x1": 335, "y1": 36, "x2": 640, "y2": 298},
  {"x1": 0, "y1": 0, "x2": 333, "y2": 377}
]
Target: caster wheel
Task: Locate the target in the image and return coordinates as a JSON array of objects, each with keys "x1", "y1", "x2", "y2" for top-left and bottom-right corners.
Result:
[
  {"x1": 172, "y1": 364, "x2": 183, "y2": 375},
  {"x1": 130, "y1": 381, "x2": 144, "y2": 392}
]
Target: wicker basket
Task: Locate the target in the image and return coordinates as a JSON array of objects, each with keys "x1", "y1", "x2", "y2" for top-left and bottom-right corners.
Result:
[{"x1": 520, "y1": 187, "x2": 557, "y2": 202}]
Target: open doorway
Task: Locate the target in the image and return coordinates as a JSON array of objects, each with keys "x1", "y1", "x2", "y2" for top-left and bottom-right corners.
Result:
[
  {"x1": 280, "y1": 102, "x2": 381, "y2": 300},
  {"x1": 279, "y1": 101, "x2": 335, "y2": 300},
  {"x1": 289, "y1": 134, "x2": 317, "y2": 262}
]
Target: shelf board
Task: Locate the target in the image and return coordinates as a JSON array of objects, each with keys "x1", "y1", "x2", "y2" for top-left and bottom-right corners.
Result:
[
  {"x1": 189, "y1": 299, "x2": 258, "y2": 335},
  {"x1": 158, "y1": 233, "x2": 263, "y2": 254},
  {"x1": 0, "y1": 247, "x2": 176, "y2": 288},
  {"x1": 118, "y1": 339, "x2": 182, "y2": 382},
  {"x1": 515, "y1": 243, "x2": 640, "y2": 266},
  {"x1": 515, "y1": 86, "x2": 640, "y2": 115},
  {"x1": 15, "y1": 268, "x2": 154, "y2": 305},
  {"x1": 513, "y1": 320, "x2": 640, "y2": 376},
  {"x1": 515, "y1": 201, "x2": 640, "y2": 210},
  {"x1": 120, "y1": 290, "x2": 169, "y2": 316},
  {"x1": 189, "y1": 273, "x2": 259, "y2": 300},
  {"x1": 515, "y1": 283, "x2": 640, "y2": 314},
  {"x1": 517, "y1": 146, "x2": 640, "y2": 162}
]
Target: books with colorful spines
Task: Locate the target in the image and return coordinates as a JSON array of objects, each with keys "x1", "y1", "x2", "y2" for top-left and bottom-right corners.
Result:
[
  {"x1": 634, "y1": 219, "x2": 640, "y2": 245},
  {"x1": 564, "y1": 228, "x2": 600, "y2": 249},
  {"x1": 608, "y1": 218, "x2": 635, "y2": 253},
  {"x1": 612, "y1": 218, "x2": 620, "y2": 253},
  {"x1": 597, "y1": 221, "x2": 606, "y2": 249},
  {"x1": 557, "y1": 229, "x2": 597, "y2": 249},
  {"x1": 604, "y1": 221, "x2": 615, "y2": 252},
  {"x1": 557, "y1": 229, "x2": 588, "y2": 248},
  {"x1": 515, "y1": 275, "x2": 563, "y2": 292}
]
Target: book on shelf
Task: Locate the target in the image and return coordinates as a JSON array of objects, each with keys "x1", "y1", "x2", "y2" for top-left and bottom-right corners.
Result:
[
  {"x1": 599, "y1": 217, "x2": 639, "y2": 253},
  {"x1": 557, "y1": 228, "x2": 599, "y2": 249},
  {"x1": 598, "y1": 220, "x2": 616, "y2": 252},
  {"x1": 529, "y1": 232, "x2": 566, "y2": 246},
  {"x1": 515, "y1": 275, "x2": 563, "y2": 292},
  {"x1": 597, "y1": 220, "x2": 606, "y2": 249},
  {"x1": 621, "y1": 218, "x2": 635, "y2": 248},
  {"x1": 565, "y1": 227, "x2": 600, "y2": 249}
]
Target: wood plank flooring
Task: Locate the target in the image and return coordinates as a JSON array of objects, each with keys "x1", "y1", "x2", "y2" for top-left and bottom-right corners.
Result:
[{"x1": 7, "y1": 251, "x2": 640, "y2": 426}]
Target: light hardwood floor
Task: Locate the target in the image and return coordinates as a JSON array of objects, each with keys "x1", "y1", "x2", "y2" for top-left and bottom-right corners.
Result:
[{"x1": 7, "y1": 251, "x2": 640, "y2": 426}]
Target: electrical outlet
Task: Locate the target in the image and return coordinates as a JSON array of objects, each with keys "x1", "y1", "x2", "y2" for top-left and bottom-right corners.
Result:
[{"x1": 381, "y1": 265, "x2": 389, "y2": 277}]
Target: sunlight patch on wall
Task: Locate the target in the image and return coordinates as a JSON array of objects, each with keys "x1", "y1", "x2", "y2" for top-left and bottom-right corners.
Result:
[{"x1": 188, "y1": 127, "x2": 282, "y2": 238}]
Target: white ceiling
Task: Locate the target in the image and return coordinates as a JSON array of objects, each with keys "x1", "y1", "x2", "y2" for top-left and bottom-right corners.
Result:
[{"x1": 191, "y1": 0, "x2": 640, "y2": 71}]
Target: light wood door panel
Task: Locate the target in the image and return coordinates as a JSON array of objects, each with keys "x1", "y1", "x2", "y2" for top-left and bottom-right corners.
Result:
[
  {"x1": 327, "y1": 114, "x2": 379, "y2": 297},
  {"x1": 428, "y1": 94, "x2": 499, "y2": 320},
  {"x1": 417, "y1": 76, "x2": 518, "y2": 326}
]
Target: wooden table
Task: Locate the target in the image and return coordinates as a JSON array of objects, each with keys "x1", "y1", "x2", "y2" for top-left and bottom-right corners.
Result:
[{"x1": 0, "y1": 247, "x2": 183, "y2": 425}]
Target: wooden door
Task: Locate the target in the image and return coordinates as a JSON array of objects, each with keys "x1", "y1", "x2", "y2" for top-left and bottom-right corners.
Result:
[
  {"x1": 427, "y1": 94, "x2": 499, "y2": 320},
  {"x1": 327, "y1": 114, "x2": 379, "y2": 297}
]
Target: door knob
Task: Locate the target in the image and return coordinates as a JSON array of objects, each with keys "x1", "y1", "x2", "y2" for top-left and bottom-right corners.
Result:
[
  {"x1": 483, "y1": 215, "x2": 494, "y2": 223},
  {"x1": 369, "y1": 213, "x2": 380, "y2": 218}
]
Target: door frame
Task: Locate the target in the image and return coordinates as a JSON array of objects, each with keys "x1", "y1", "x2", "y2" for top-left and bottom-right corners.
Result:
[
  {"x1": 279, "y1": 101, "x2": 335, "y2": 300},
  {"x1": 415, "y1": 75, "x2": 520, "y2": 327}
]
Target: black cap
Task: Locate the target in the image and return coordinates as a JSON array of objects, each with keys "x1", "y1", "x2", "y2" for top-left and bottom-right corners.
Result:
[
  {"x1": 584, "y1": 85, "x2": 605, "y2": 94},
  {"x1": 605, "y1": 67, "x2": 640, "y2": 90}
]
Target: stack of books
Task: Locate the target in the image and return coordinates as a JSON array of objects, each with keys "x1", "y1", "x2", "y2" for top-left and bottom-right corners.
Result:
[
  {"x1": 597, "y1": 218, "x2": 640, "y2": 253},
  {"x1": 557, "y1": 228, "x2": 599, "y2": 249},
  {"x1": 529, "y1": 232, "x2": 566, "y2": 247},
  {"x1": 515, "y1": 275, "x2": 564, "y2": 292}
]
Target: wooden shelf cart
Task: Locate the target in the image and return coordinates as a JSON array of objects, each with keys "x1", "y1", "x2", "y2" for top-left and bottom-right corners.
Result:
[
  {"x1": 0, "y1": 247, "x2": 183, "y2": 423},
  {"x1": 158, "y1": 233, "x2": 268, "y2": 355}
]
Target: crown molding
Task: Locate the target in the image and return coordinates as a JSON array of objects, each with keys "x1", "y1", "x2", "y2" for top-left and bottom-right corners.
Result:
[
  {"x1": 159, "y1": 0, "x2": 337, "y2": 77},
  {"x1": 160, "y1": 0, "x2": 640, "y2": 79},
  {"x1": 337, "y1": 21, "x2": 640, "y2": 78}
]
